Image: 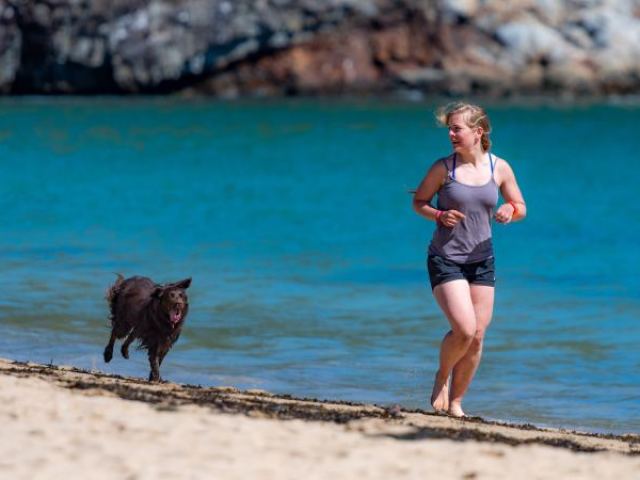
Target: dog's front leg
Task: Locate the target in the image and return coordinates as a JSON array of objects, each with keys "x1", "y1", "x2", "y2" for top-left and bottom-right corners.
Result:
[
  {"x1": 148, "y1": 346, "x2": 161, "y2": 382},
  {"x1": 158, "y1": 342, "x2": 171, "y2": 366},
  {"x1": 120, "y1": 328, "x2": 136, "y2": 359}
]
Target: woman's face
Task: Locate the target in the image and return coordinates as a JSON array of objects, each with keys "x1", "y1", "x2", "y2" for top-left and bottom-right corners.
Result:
[{"x1": 447, "y1": 112, "x2": 481, "y2": 153}]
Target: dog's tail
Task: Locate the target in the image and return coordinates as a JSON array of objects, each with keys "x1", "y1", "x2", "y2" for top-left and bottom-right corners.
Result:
[{"x1": 106, "y1": 274, "x2": 125, "y2": 323}]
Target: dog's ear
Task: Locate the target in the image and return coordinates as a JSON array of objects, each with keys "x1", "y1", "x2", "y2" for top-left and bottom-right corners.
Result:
[
  {"x1": 170, "y1": 278, "x2": 192, "y2": 290},
  {"x1": 151, "y1": 286, "x2": 165, "y2": 299}
]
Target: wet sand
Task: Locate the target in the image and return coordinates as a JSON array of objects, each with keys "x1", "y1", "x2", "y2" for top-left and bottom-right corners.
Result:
[{"x1": 1, "y1": 358, "x2": 639, "y2": 479}]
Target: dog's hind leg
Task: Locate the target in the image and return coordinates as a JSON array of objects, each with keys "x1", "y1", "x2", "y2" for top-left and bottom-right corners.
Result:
[{"x1": 103, "y1": 331, "x2": 117, "y2": 363}]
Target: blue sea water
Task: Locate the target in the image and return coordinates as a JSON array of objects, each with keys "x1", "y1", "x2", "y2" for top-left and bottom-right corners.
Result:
[{"x1": 0, "y1": 97, "x2": 638, "y2": 434}]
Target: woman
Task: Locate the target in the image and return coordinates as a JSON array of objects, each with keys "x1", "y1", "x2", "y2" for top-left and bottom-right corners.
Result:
[{"x1": 412, "y1": 102, "x2": 526, "y2": 417}]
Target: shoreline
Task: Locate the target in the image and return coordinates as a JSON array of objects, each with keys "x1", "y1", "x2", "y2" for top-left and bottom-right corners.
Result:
[
  {"x1": 2, "y1": 357, "x2": 640, "y2": 479},
  {"x1": 3, "y1": 358, "x2": 639, "y2": 450}
]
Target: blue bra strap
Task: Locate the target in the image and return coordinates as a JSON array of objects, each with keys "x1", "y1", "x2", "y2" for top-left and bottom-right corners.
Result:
[
  {"x1": 489, "y1": 152, "x2": 495, "y2": 175},
  {"x1": 452, "y1": 154, "x2": 457, "y2": 179}
]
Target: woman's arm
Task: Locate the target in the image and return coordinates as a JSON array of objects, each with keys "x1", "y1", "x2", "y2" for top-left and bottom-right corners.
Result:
[
  {"x1": 413, "y1": 159, "x2": 465, "y2": 227},
  {"x1": 495, "y1": 158, "x2": 526, "y2": 223}
]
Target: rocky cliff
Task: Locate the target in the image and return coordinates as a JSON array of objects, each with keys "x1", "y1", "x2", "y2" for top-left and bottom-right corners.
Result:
[{"x1": 1, "y1": 0, "x2": 640, "y2": 96}]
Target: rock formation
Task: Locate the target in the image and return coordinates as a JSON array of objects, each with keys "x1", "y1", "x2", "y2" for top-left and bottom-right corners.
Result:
[{"x1": 2, "y1": 0, "x2": 640, "y2": 96}]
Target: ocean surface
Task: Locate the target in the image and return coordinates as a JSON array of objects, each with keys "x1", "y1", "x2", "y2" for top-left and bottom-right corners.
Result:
[{"x1": 0, "y1": 97, "x2": 638, "y2": 434}]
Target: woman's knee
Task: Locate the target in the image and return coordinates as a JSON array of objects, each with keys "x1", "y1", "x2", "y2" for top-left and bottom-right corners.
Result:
[
  {"x1": 452, "y1": 326, "x2": 476, "y2": 345},
  {"x1": 467, "y1": 330, "x2": 486, "y2": 354}
]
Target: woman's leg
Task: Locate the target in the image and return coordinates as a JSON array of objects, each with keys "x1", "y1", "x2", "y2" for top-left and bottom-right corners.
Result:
[
  {"x1": 430, "y1": 279, "x2": 477, "y2": 412},
  {"x1": 448, "y1": 284, "x2": 495, "y2": 417}
]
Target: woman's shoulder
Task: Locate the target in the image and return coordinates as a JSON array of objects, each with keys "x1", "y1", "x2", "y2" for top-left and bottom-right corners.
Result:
[
  {"x1": 490, "y1": 153, "x2": 513, "y2": 170},
  {"x1": 419, "y1": 154, "x2": 452, "y2": 187},
  {"x1": 430, "y1": 154, "x2": 455, "y2": 170},
  {"x1": 490, "y1": 153, "x2": 515, "y2": 184}
]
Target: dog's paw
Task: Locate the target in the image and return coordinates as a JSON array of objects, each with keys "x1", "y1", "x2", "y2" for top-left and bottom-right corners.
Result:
[
  {"x1": 103, "y1": 347, "x2": 113, "y2": 363},
  {"x1": 120, "y1": 345, "x2": 129, "y2": 359}
]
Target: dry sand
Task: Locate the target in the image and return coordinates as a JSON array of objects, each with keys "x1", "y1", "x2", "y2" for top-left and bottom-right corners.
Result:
[{"x1": 1, "y1": 358, "x2": 639, "y2": 479}]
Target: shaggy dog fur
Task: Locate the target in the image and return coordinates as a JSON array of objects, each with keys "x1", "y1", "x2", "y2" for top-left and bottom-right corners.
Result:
[{"x1": 103, "y1": 275, "x2": 191, "y2": 382}]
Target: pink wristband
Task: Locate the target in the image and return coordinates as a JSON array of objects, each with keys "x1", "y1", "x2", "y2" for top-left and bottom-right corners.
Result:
[
  {"x1": 435, "y1": 210, "x2": 444, "y2": 223},
  {"x1": 508, "y1": 202, "x2": 519, "y2": 216}
]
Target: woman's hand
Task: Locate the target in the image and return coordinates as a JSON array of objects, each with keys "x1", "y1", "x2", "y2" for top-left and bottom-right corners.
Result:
[
  {"x1": 440, "y1": 210, "x2": 465, "y2": 228},
  {"x1": 494, "y1": 203, "x2": 515, "y2": 224}
]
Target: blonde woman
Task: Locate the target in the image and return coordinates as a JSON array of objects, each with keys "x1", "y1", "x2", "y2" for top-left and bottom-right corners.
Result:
[{"x1": 413, "y1": 103, "x2": 526, "y2": 417}]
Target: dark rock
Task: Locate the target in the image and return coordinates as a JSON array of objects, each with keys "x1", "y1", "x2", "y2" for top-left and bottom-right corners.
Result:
[
  {"x1": 0, "y1": 0, "x2": 21, "y2": 92},
  {"x1": 3, "y1": 0, "x2": 640, "y2": 96}
]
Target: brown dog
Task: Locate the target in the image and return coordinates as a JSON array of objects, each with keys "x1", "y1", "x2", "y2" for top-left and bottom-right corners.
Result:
[{"x1": 103, "y1": 274, "x2": 191, "y2": 382}]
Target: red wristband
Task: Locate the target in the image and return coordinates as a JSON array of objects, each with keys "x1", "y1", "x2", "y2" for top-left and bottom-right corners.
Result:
[
  {"x1": 508, "y1": 201, "x2": 519, "y2": 216},
  {"x1": 435, "y1": 210, "x2": 444, "y2": 223}
]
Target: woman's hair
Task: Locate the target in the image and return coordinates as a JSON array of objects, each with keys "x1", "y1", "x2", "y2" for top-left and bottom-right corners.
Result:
[{"x1": 436, "y1": 102, "x2": 492, "y2": 152}]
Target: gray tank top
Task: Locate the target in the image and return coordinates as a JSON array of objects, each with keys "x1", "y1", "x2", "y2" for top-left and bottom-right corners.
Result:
[{"x1": 428, "y1": 153, "x2": 499, "y2": 263}]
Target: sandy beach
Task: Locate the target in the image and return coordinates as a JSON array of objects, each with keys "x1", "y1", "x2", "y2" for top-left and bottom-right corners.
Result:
[{"x1": 1, "y1": 358, "x2": 639, "y2": 479}]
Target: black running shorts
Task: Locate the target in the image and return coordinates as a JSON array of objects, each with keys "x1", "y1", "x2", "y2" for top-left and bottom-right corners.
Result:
[{"x1": 427, "y1": 254, "x2": 496, "y2": 290}]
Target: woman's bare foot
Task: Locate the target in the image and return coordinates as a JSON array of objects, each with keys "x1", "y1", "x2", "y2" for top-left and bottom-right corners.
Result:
[
  {"x1": 448, "y1": 401, "x2": 465, "y2": 418},
  {"x1": 430, "y1": 372, "x2": 450, "y2": 412}
]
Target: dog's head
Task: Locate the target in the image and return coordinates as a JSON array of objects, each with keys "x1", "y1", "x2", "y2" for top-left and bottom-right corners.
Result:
[{"x1": 152, "y1": 278, "x2": 191, "y2": 328}]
